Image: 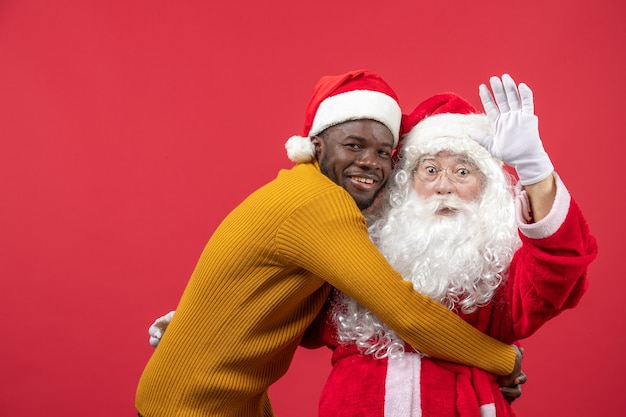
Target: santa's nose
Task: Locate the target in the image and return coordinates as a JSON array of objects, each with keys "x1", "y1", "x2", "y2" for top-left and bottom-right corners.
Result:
[{"x1": 434, "y1": 175, "x2": 455, "y2": 194}]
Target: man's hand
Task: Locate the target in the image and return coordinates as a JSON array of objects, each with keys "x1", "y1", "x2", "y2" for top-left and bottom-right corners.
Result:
[
  {"x1": 470, "y1": 74, "x2": 554, "y2": 185},
  {"x1": 500, "y1": 370, "x2": 528, "y2": 404},
  {"x1": 148, "y1": 310, "x2": 175, "y2": 348},
  {"x1": 497, "y1": 345, "x2": 525, "y2": 402}
]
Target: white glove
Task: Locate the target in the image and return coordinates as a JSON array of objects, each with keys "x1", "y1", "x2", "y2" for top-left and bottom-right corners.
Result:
[
  {"x1": 148, "y1": 310, "x2": 175, "y2": 348},
  {"x1": 472, "y1": 74, "x2": 554, "y2": 185}
]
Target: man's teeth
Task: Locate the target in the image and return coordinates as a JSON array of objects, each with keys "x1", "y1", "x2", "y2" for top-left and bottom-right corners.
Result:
[{"x1": 353, "y1": 176, "x2": 373, "y2": 184}]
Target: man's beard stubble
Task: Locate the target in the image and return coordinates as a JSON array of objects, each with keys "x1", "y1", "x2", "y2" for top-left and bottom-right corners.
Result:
[{"x1": 319, "y1": 153, "x2": 384, "y2": 211}]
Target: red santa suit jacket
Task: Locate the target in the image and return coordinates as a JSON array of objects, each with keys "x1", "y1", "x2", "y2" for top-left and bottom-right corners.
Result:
[{"x1": 303, "y1": 175, "x2": 598, "y2": 417}]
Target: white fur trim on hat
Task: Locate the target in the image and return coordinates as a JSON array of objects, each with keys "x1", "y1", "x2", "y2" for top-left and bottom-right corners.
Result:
[
  {"x1": 402, "y1": 113, "x2": 503, "y2": 175},
  {"x1": 285, "y1": 135, "x2": 316, "y2": 163},
  {"x1": 310, "y1": 89, "x2": 402, "y2": 143}
]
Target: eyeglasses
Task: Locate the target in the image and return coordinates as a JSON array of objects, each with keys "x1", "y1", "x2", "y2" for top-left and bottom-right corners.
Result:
[{"x1": 414, "y1": 164, "x2": 477, "y2": 184}]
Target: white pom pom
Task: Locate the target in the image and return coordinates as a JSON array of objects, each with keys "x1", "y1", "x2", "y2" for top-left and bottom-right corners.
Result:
[{"x1": 285, "y1": 135, "x2": 315, "y2": 163}]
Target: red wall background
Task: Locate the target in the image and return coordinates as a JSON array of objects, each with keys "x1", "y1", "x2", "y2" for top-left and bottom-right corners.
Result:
[{"x1": 1, "y1": 1, "x2": 624, "y2": 416}]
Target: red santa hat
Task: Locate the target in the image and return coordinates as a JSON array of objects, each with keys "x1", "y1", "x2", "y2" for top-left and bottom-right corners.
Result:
[
  {"x1": 285, "y1": 69, "x2": 402, "y2": 163},
  {"x1": 398, "y1": 92, "x2": 502, "y2": 175}
]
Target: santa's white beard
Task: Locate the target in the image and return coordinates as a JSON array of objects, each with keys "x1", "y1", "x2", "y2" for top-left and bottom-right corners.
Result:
[
  {"x1": 333, "y1": 189, "x2": 520, "y2": 358},
  {"x1": 372, "y1": 191, "x2": 516, "y2": 311}
]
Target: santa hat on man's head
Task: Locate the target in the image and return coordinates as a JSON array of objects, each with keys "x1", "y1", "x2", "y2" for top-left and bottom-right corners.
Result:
[
  {"x1": 285, "y1": 69, "x2": 402, "y2": 163},
  {"x1": 397, "y1": 92, "x2": 502, "y2": 175}
]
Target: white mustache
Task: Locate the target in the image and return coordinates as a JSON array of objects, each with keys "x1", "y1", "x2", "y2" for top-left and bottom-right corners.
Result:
[{"x1": 424, "y1": 195, "x2": 470, "y2": 213}]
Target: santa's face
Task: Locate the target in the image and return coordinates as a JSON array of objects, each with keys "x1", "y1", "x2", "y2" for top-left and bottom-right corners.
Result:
[{"x1": 411, "y1": 151, "x2": 483, "y2": 213}]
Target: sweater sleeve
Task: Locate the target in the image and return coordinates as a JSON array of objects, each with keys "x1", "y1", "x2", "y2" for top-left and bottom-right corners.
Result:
[{"x1": 276, "y1": 186, "x2": 517, "y2": 376}]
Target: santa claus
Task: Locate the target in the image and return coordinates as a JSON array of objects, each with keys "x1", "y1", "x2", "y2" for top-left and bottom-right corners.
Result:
[
  {"x1": 316, "y1": 76, "x2": 597, "y2": 417},
  {"x1": 145, "y1": 75, "x2": 597, "y2": 417}
]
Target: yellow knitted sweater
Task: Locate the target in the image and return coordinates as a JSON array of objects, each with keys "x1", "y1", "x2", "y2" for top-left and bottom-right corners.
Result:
[{"x1": 136, "y1": 162, "x2": 516, "y2": 417}]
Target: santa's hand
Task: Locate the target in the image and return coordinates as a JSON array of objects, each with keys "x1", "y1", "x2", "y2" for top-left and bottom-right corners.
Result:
[
  {"x1": 148, "y1": 310, "x2": 175, "y2": 348},
  {"x1": 471, "y1": 74, "x2": 554, "y2": 185}
]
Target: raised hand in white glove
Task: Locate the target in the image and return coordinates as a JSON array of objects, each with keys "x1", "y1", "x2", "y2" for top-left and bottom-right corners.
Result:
[
  {"x1": 148, "y1": 310, "x2": 175, "y2": 348},
  {"x1": 471, "y1": 74, "x2": 554, "y2": 185}
]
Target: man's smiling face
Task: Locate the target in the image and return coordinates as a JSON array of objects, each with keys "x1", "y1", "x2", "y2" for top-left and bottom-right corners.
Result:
[{"x1": 314, "y1": 119, "x2": 394, "y2": 211}]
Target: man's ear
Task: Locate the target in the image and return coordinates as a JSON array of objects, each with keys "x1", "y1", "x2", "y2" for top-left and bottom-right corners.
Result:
[{"x1": 311, "y1": 135, "x2": 323, "y2": 158}]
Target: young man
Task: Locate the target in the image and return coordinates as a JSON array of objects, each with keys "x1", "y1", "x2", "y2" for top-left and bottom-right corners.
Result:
[
  {"x1": 315, "y1": 76, "x2": 597, "y2": 416},
  {"x1": 135, "y1": 70, "x2": 521, "y2": 417}
]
